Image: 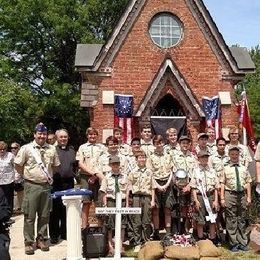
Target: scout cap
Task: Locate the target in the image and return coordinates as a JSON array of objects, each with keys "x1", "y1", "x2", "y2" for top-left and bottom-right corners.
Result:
[
  {"x1": 109, "y1": 155, "x2": 120, "y2": 164},
  {"x1": 35, "y1": 122, "x2": 47, "y2": 133},
  {"x1": 179, "y1": 135, "x2": 191, "y2": 142},
  {"x1": 197, "y1": 133, "x2": 209, "y2": 140},
  {"x1": 228, "y1": 145, "x2": 240, "y2": 152},
  {"x1": 197, "y1": 150, "x2": 210, "y2": 158}
]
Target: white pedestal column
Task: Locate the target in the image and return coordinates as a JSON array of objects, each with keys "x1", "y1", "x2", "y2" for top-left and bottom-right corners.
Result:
[{"x1": 62, "y1": 195, "x2": 84, "y2": 260}]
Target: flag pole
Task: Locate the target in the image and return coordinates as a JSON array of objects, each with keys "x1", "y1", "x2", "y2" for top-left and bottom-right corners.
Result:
[{"x1": 241, "y1": 86, "x2": 247, "y2": 146}]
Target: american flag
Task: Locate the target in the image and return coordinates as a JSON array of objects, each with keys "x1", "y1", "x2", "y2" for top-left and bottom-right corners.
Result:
[
  {"x1": 202, "y1": 96, "x2": 222, "y2": 138},
  {"x1": 238, "y1": 91, "x2": 256, "y2": 152},
  {"x1": 114, "y1": 94, "x2": 134, "y2": 144}
]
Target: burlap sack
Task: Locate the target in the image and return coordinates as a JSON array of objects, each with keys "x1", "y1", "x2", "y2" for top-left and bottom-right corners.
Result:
[
  {"x1": 197, "y1": 240, "x2": 221, "y2": 257},
  {"x1": 200, "y1": 257, "x2": 221, "y2": 260},
  {"x1": 143, "y1": 241, "x2": 164, "y2": 260},
  {"x1": 164, "y1": 245, "x2": 200, "y2": 259},
  {"x1": 137, "y1": 246, "x2": 146, "y2": 260}
]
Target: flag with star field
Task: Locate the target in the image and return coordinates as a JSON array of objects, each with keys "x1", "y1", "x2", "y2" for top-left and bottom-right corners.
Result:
[
  {"x1": 114, "y1": 94, "x2": 134, "y2": 144},
  {"x1": 202, "y1": 95, "x2": 222, "y2": 138}
]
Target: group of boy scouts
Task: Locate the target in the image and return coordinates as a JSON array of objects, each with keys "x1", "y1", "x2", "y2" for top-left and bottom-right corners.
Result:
[{"x1": 6, "y1": 122, "x2": 259, "y2": 256}]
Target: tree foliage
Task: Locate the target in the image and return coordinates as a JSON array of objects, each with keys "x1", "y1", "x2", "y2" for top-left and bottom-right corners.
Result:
[{"x1": 0, "y1": 0, "x2": 128, "y2": 145}]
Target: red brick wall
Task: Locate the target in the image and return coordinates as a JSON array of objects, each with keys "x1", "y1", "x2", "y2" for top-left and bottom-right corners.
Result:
[{"x1": 89, "y1": 0, "x2": 238, "y2": 142}]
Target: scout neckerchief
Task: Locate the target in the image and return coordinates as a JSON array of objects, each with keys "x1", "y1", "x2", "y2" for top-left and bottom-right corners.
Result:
[
  {"x1": 232, "y1": 164, "x2": 243, "y2": 192},
  {"x1": 195, "y1": 167, "x2": 217, "y2": 223},
  {"x1": 30, "y1": 145, "x2": 53, "y2": 184},
  {"x1": 112, "y1": 173, "x2": 120, "y2": 193}
]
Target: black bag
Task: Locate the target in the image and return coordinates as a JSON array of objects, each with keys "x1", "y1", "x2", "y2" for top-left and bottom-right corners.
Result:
[{"x1": 82, "y1": 226, "x2": 108, "y2": 258}]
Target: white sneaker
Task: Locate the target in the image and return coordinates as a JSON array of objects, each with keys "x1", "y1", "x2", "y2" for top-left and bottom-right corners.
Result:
[{"x1": 134, "y1": 245, "x2": 141, "y2": 253}]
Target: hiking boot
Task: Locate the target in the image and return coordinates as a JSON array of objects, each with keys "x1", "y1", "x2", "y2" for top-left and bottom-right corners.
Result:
[
  {"x1": 230, "y1": 244, "x2": 239, "y2": 252},
  {"x1": 36, "y1": 237, "x2": 49, "y2": 251},
  {"x1": 238, "y1": 244, "x2": 250, "y2": 251},
  {"x1": 25, "y1": 244, "x2": 34, "y2": 255}
]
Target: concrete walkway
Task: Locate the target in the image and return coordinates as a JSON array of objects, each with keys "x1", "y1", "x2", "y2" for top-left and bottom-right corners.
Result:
[{"x1": 9, "y1": 215, "x2": 67, "y2": 260}]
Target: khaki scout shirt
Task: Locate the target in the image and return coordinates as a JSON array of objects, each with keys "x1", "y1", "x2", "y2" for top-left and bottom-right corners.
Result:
[
  {"x1": 254, "y1": 142, "x2": 260, "y2": 161},
  {"x1": 99, "y1": 172, "x2": 128, "y2": 200},
  {"x1": 119, "y1": 143, "x2": 130, "y2": 156},
  {"x1": 209, "y1": 152, "x2": 229, "y2": 177},
  {"x1": 190, "y1": 165, "x2": 219, "y2": 192},
  {"x1": 147, "y1": 151, "x2": 173, "y2": 180},
  {"x1": 207, "y1": 141, "x2": 217, "y2": 155},
  {"x1": 220, "y1": 163, "x2": 252, "y2": 191},
  {"x1": 172, "y1": 150, "x2": 197, "y2": 179},
  {"x1": 98, "y1": 152, "x2": 127, "y2": 175},
  {"x1": 76, "y1": 142, "x2": 105, "y2": 174},
  {"x1": 225, "y1": 143, "x2": 252, "y2": 168},
  {"x1": 125, "y1": 153, "x2": 138, "y2": 175},
  {"x1": 164, "y1": 143, "x2": 180, "y2": 155},
  {"x1": 14, "y1": 140, "x2": 60, "y2": 183},
  {"x1": 140, "y1": 140, "x2": 155, "y2": 157},
  {"x1": 194, "y1": 145, "x2": 211, "y2": 158},
  {"x1": 128, "y1": 167, "x2": 155, "y2": 196}
]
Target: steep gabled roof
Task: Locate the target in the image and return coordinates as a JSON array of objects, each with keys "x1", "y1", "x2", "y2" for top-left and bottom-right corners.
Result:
[
  {"x1": 75, "y1": 0, "x2": 255, "y2": 74},
  {"x1": 135, "y1": 58, "x2": 205, "y2": 119}
]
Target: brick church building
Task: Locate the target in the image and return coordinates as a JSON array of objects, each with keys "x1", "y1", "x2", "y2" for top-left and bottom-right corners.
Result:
[{"x1": 75, "y1": 0, "x2": 255, "y2": 143}]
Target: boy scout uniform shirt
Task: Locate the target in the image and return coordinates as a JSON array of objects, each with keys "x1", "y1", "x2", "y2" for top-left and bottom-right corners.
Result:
[
  {"x1": 164, "y1": 143, "x2": 180, "y2": 155},
  {"x1": 190, "y1": 165, "x2": 219, "y2": 192},
  {"x1": 119, "y1": 143, "x2": 130, "y2": 156},
  {"x1": 98, "y1": 151, "x2": 127, "y2": 175},
  {"x1": 14, "y1": 140, "x2": 60, "y2": 184},
  {"x1": 194, "y1": 145, "x2": 211, "y2": 157},
  {"x1": 225, "y1": 143, "x2": 252, "y2": 168},
  {"x1": 220, "y1": 163, "x2": 252, "y2": 191},
  {"x1": 209, "y1": 152, "x2": 229, "y2": 177},
  {"x1": 172, "y1": 150, "x2": 197, "y2": 179},
  {"x1": 99, "y1": 172, "x2": 128, "y2": 200},
  {"x1": 125, "y1": 152, "x2": 138, "y2": 175},
  {"x1": 128, "y1": 167, "x2": 155, "y2": 196},
  {"x1": 147, "y1": 151, "x2": 173, "y2": 181},
  {"x1": 76, "y1": 142, "x2": 105, "y2": 173},
  {"x1": 140, "y1": 140, "x2": 155, "y2": 157},
  {"x1": 207, "y1": 142, "x2": 217, "y2": 155}
]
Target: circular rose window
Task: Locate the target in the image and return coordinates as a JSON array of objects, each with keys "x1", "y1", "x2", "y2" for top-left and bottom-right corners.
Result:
[{"x1": 149, "y1": 13, "x2": 183, "y2": 48}]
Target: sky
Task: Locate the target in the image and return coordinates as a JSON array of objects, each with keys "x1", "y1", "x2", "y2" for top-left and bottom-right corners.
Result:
[{"x1": 203, "y1": 0, "x2": 260, "y2": 49}]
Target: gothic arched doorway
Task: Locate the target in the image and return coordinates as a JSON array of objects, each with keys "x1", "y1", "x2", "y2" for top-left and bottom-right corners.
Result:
[{"x1": 150, "y1": 94, "x2": 187, "y2": 139}]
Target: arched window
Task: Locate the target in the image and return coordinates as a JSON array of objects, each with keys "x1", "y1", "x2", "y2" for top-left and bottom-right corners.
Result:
[{"x1": 151, "y1": 94, "x2": 185, "y2": 116}]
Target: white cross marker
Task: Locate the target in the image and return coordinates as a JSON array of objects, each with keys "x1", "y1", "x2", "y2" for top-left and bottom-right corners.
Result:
[{"x1": 96, "y1": 192, "x2": 141, "y2": 259}]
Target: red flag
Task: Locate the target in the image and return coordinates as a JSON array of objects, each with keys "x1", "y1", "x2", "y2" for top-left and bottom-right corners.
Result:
[
  {"x1": 114, "y1": 94, "x2": 134, "y2": 144},
  {"x1": 238, "y1": 91, "x2": 256, "y2": 152}
]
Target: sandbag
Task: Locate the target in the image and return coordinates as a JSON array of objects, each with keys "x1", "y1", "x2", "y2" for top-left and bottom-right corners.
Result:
[
  {"x1": 164, "y1": 245, "x2": 200, "y2": 259},
  {"x1": 144, "y1": 241, "x2": 164, "y2": 260},
  {"x1": 250, "y1": 224, "x2": 260, "y2": 252},
  {"x1": 200, "y1": 257, "x2": 221, "y2": 260},
  {"x1": 197, "y1": 240, "x2": 221, "y2": 257},
  {"x1": 137, "y1": 246, "x2": 145, "y2": 260}
]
